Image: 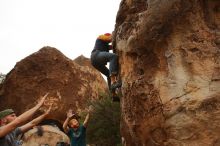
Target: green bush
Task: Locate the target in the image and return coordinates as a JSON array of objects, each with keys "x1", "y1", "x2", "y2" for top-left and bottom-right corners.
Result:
[{"x1": 85, "y1": 93, "x2": 121, "y2": 146}]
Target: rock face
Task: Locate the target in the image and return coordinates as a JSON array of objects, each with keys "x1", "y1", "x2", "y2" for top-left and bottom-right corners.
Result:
[
  {"x1": 0, "y1": 47, "x2": 107, "y2": 122},
  {"x1": 115, "y1": 0, "x2": 220, "y2": 145}
]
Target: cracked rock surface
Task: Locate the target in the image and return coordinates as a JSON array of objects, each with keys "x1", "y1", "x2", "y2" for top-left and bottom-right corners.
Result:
[{"x1": 114, "y1": 0, "x2": 220, "y2": 145}]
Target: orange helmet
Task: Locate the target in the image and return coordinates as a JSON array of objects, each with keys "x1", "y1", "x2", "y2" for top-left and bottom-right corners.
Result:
[
  {"x1": 98, "y1": 33, "x2": 112, "y2": 42},
  {"x1": 104, "y1": 33, "x2": 111, "y2": 36}
]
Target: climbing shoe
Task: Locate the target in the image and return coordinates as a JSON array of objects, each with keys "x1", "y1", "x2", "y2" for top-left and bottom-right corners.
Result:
[
  {"x1": 110, "y1": 80, "x2": 122, "y2": 92},
  {"x1": 111, "y1": 89, "x2": 120, "y2": 102}
]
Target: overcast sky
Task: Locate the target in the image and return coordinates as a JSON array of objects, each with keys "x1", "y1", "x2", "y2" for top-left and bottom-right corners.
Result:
[{"x1": 0, "y1": 0, "x2": 121, "y2": 74}]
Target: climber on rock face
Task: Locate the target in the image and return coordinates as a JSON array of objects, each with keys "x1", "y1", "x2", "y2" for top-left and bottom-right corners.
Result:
[{"x1": 90, "y1": 33, "x2": 121, "y2": 102}]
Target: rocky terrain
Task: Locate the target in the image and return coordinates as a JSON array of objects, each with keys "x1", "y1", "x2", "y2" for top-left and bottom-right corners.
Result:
[
  {"x1": 0, "y1": 46, "x2": 107, "y2": 122},
  {"x1": 114, "y1": 0, "x2": 220, "y2": 145}
]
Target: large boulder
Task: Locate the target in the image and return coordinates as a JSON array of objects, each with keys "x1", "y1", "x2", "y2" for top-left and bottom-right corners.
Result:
[
  {"x1": 22, "y1": 125, "x2": 70, "y2": 146},
  {"x1": 115, "y1": 0, "x2": 220, "y2": 145},
  {"x1": 0, "y1": 46, "x2": 107, "y2": 122}
]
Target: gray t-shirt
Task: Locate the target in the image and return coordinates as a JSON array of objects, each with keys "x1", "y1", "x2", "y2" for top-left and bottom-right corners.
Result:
[{"x1": 0, "y1": 128, "x2": 22, "y2": 146}]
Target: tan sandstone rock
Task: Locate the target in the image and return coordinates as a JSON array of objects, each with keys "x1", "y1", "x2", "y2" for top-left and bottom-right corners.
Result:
[
  {"x1": 0, "y1": 46, "x2": 107, "y2": 122},
  {"x1": 115, "y1": 0, "x2": 220, "y2": 145}
]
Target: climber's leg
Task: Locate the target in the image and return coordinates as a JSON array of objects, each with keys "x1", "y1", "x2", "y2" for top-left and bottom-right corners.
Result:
[
  {"x1": 91, "y1": 51, "x2": 121, "y2": 101},
  {"x1": 91, "y1": 51, "x2": 111, "y2": 89},
  {"x1": 92, "y1": 63, "x2": 111, "y2": 90},
  {"x1": 109, "y1": 54, "x2": 119, "y2": 76}
]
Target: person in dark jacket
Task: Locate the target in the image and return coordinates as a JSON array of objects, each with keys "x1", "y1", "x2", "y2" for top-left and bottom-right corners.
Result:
[{"x1": 90, "y1": 33, "x2": 121, "y2": 101}]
